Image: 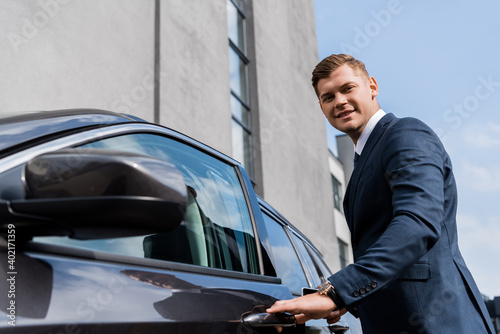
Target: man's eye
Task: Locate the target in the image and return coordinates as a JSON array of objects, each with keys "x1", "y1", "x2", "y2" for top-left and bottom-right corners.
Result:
[
  {"x1": 344, "y1": 86, "x2": 353, "y2": 92},
  {"x1": 323, "y1": 96, "x2": 333, "y2": 102}
]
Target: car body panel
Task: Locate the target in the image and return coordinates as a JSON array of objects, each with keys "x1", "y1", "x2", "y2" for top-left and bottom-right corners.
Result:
[{"x1": 0, "y1": 249, "x2": 292, "y2": 333}]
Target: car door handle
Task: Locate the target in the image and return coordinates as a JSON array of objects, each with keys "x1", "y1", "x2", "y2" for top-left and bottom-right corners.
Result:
[
  {"x1": 329, "y1": 324, "x2": 350, "y2": 333},
  {"x1": 242, "y1": 311, "x2": 296, "y2": 328}
]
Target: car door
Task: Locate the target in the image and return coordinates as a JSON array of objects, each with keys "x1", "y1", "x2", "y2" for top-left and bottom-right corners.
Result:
[
  {"x1": 0, "y1": 124, "x2": 298, "y2": 333},
  {"x1": 260, "y1": 202, "x2": 362, "y2": 334}
]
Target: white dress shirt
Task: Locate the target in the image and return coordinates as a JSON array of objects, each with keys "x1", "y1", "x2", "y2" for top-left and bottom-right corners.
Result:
[{"x1": 354, "y1": 109, "x2": 386, "y2": 155}]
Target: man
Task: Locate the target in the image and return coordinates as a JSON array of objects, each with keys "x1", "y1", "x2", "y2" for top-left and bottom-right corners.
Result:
[{"x1": 267, "y1": 54, "x2": 495, "y2": 333}]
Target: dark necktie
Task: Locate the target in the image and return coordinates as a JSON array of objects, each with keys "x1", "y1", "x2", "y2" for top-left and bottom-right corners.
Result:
[{"x1": 354, "y1": 152, "x2": 360, "y2": 168}]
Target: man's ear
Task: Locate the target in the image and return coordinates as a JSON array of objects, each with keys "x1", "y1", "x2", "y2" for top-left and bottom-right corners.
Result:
[{"x1": 369, "y1": 76, "x2": 379, "y2": 98}]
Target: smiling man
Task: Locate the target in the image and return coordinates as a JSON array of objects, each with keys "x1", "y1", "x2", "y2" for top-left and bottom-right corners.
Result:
[
  {"x1": 315, "y1": 56, "x2": 379, "y2": 144},
  {"x1": 267, "y1": 54, "x2": 495, "y2": 334}
]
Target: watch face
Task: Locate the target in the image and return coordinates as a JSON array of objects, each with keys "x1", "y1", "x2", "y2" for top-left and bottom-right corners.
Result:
[{"x1": 318, "y1": 282, "x2": 332, "y2": 294}]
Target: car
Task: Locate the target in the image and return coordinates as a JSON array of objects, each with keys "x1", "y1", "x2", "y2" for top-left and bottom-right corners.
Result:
[{"x1": 0, "y1": 109, "x2": 362, "y2": 333}]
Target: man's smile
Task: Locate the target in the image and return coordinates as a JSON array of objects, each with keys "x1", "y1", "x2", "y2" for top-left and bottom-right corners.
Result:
[{"x1": 335, "y1": 109, "x2": 355, "y2": 118}]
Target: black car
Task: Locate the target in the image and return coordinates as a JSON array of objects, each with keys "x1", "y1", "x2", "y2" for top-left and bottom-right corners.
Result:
[{"x1": 0, "y1": 109, "x2": 361, "y2": 333}]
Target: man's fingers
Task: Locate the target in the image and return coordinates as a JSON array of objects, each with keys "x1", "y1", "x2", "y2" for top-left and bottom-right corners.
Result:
[
  {"x1": 324, "y1": 310, "x2": 340, "y2": 323},
  {"x1": 324, "y1": 308, "x2": 347, "y2": 324},
  {"x1": 267, "y1": 293, "x2": 337, "y2": 322},
  {"x1": 325, "y1": 310, "x2": 340, "y2": 319},
  {"x1": 326, "y1": 316, "x2": 341, "y2": 324},
  {"x1": 267, "y1": 299, "x2": 299, "y2": 314},
  {"x1": 293, "y1": 313, "x2": 310, "y2": 324}
]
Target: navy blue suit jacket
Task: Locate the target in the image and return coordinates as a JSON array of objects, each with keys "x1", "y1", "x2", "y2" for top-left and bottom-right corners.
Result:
[{"x1": 329, "y1": 114, "x2": 494, "y2": 333}]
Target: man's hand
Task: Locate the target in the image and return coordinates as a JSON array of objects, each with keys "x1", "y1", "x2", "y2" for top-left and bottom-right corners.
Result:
[
  {"x1": 325, "y1": 308, "x2": 347, "y2": 324},
  {"x1": 266, "y1": 292, "x2": 345, "y2": 331}
]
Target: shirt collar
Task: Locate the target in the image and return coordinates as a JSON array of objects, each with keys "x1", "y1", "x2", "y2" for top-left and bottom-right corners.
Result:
[{"x1": 354, "y1": 109, "x2": 386, "y2": 155}]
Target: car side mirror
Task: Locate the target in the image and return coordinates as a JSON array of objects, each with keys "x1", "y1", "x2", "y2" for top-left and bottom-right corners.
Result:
[{"x1": 1, "y1": 148, "x2": 187, "y2": 240}]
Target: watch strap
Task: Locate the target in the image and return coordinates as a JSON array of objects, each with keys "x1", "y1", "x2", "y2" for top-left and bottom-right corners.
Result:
[{"x1": 326, "y1": 285, "x2": 345, "y2": 309}]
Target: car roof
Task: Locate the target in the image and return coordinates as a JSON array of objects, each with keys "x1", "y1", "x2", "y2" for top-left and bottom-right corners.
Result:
[{"x1": 0, "y1": 109, "x2": 144, "y2": 155}]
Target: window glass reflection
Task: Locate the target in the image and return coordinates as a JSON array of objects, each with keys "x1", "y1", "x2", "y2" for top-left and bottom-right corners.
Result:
[
  {"x1": 34, "y1": 133, "x2": 259, "y2": 274},
  {"x1": 264, "y1": 214, "x2": 308, "y2": 294},
  {"x1": 290, "y1": 233, "x2": 321, "y2": 287}
]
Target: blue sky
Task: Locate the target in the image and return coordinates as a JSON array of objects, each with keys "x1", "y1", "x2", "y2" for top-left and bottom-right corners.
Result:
[{"x1": 314, "y1": 0, "x2": 500, "y2": 298}]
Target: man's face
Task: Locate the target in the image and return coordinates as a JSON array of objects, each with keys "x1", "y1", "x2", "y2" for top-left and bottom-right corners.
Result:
[{"x1": 317, "y1": 64, "x2": 379, "y2": 143}]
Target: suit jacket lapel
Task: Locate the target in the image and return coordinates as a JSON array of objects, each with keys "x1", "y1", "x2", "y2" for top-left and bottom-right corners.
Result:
[{"x1": 345, "y1": 113, "x2": 396, "y2": 230}]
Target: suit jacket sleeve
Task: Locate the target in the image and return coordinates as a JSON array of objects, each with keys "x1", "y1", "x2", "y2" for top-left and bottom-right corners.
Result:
[{"x1": 329, "y1": 117, "x2": 446, "y2": 309}]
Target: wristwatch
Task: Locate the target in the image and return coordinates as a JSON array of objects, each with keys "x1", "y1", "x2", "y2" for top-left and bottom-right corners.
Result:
[
  {"x1": 317, "y1": 281, "x2": 335, "y2": 296},
  {"x1": 317, "y1": 281, "x2": 345, "y2": 309}
]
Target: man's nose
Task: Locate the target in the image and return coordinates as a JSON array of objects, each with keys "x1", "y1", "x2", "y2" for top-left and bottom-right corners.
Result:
[{"x1": 334, "y1": 94, "x2": 348, "y2": 107}]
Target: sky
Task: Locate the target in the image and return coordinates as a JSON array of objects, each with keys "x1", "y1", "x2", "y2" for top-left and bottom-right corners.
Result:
[{"x1": 314, "y1": 0, "x2": 500, "y2": 299}]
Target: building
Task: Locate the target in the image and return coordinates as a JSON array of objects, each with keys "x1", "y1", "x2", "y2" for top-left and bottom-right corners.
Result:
[
  {"x1": 485, "y1": 296, "x2": 500, "y2": 333},
  {"x1": 328, "y1": 150, "x2": 352, "y2": 269},
  {"x1": 0, "y1": 0, "x2": 353, "y2": 272}
]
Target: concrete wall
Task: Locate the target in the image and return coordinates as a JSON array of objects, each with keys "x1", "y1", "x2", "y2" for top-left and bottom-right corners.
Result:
[
  {"x1": 0, "y1": 0, "x2": 156, "y2": 121},
  {"x1": 251, "y1": 0, "x2": 340, "y2": 269},
  {"x1": 158, "y1": 0, "x2": 232, "y2": 155}
]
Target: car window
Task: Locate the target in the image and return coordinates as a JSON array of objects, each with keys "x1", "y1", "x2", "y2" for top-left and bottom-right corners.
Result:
[
  {"x1": 289, "y1": 233, "x2": 322, "y2": 288},
  {"x1": 34, "y1": 133, "x2": 259, "y2": 274},
  {"x1": 262, "y1": 212, "x2": 308, "y2": 294},
  {"x1": 304, "y1": 242, "x2": 332, "y2": 283}
]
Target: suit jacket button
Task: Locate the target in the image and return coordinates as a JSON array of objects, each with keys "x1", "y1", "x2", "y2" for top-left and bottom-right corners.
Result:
[
  {"x1": 365, "y1": 285, "x2": 372, "y2": 292},
  {"x1": 359, "y1": 287, "x2": 366, "y2": 294},
  {"x1": 371, "y1": 282, "x2": 378, "y2": 288},
  {"x1": 353, "y1": 290, "x2": 360, "y2": 297}
]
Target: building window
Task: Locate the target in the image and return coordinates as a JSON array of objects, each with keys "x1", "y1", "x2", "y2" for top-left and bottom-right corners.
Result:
[
  {"x1": 338, "y1": 238, "x2": 349, "y2": 269},
  {"x1": 227, "y1": 0, "x2": 253, "y2": 177},
  {"x1": 331, "y1": 175, "x2": 343, "y2": 212}
]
